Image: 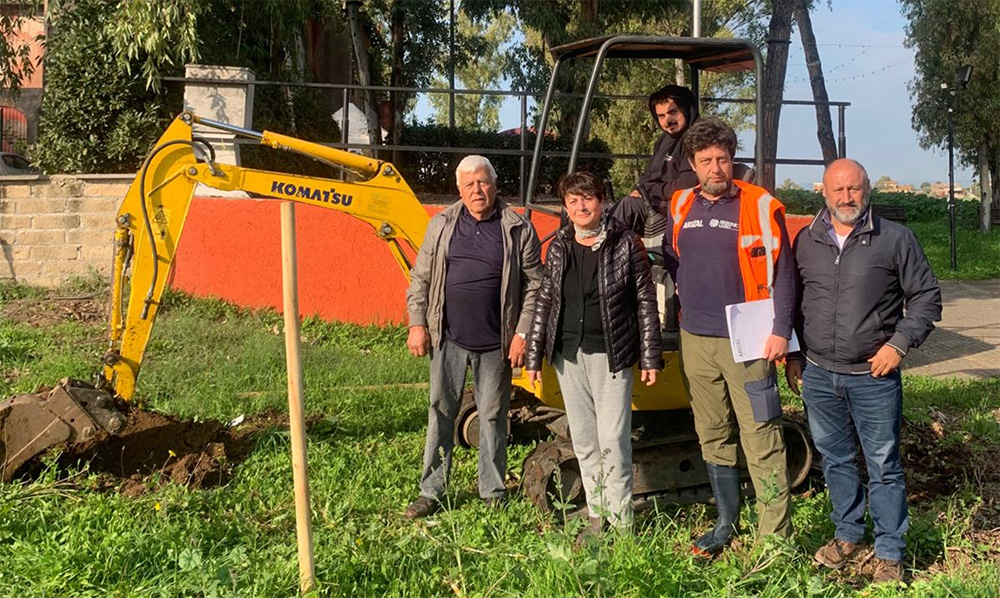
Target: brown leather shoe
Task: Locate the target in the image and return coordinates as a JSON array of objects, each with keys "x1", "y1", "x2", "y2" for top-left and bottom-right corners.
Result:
[
  {"x1": 872, "y1": 558, "x2": 903, "y2": 584},
  {"x1": 403, "y1": 496, "x2": 440, "y2": 519},
  {"x1": 814, "y1": 538, "x2": 866, "y2": 570}
]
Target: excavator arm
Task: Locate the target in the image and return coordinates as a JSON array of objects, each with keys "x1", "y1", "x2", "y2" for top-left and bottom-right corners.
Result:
[
  {"x1": 102, "y1": 112, "x2": 428, "y2": 401},
  {"x1": 0, "y1": 112, "x2": 429, "y2": 479}
]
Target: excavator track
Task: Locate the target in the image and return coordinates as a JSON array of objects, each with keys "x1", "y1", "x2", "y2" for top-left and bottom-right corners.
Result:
[
  {"x1": 521, "y1": 437, "x2": 587, "y2": 516},
  {"x1": 521, "y1": 409, "x2": 816, "y2": 515}
]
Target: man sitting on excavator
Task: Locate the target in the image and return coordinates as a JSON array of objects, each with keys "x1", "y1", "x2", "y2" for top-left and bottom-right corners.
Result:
[{"x1": 612, "y1": 84, "x2": 699, "y2": 241}]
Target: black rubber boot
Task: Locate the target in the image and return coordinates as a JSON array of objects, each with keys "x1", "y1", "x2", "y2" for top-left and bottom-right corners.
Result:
[{"x1": 693, "y1": 463, "x2": 741, "y2": 557}]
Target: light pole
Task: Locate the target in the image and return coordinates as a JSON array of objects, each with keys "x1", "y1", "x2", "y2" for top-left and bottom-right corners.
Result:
[{"x1": 943, "y1": 64, "x2": 973, "y2": 271}]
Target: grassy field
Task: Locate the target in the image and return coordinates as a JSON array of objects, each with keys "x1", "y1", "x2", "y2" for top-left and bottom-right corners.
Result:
[
  {"x1": 1, "y1": 283, "x2": 999, "y2": 597},
  {"x1": 906, "y1": 222, "x2": 1000, "y2": 281}
]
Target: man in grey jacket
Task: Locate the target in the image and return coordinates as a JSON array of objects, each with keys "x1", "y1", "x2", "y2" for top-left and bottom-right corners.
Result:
[
  {"x1": 403, "y1": 155, "x2": 542, "y2": 519},
  {"x1": 786, "y1": 159, "x2": 942, "y2": 584}
]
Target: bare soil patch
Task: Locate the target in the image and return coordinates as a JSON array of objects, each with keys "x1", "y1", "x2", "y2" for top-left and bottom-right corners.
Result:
[
  {"x1": 19, "y1": 408, "x2": 291, "y2": 497},
  {"x1": 1, "y1": 291, "x2": 107, "y2": 327},
  {"x1": 901, "y1": 418, "x2": 977, "y2": 504}
]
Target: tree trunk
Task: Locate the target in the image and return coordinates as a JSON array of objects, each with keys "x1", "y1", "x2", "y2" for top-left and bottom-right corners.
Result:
[
  {"x1": 979, "y1": 138, "x2": 992, "y2": 232},
  {"x1": 992, "y1": 140, "x2": 1000, "y2": 227},
  {"x1": 793, "y1": 0, "x2": 838, "y2": 163},
  {"x1": 760, "y1": 0, "x2": 795, "y2": 192},
  {"x1": 346, "y1": 0, "x2": 382, "y2": 151},
  {"x1": 389, "y1": 2, "x2": 405, "y2": 166},
  {"x1": 675, "y1": 59, "x2": 686, "y2": 86}
]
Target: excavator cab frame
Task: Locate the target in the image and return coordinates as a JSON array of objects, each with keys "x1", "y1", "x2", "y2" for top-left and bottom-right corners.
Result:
[{"x1": 525, "y1": 35, "x2": 764, "y2": 209}]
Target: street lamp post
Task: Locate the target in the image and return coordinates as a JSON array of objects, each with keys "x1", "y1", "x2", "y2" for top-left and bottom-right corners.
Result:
[
  {"x1": 943, "y1": 64, "x2": 973, "y2": 272},
  {"x1": 946, "y1": 86, "x2": 957, "y2": 270}
]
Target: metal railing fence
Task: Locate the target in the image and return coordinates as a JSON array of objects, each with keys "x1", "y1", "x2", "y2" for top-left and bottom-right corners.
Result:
[{"x1": 163, "y1": 77, "x2": 850, "y2": 202}]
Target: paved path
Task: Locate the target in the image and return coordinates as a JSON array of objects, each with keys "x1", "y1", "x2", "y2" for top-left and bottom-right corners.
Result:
[{"x1": 905, "y1": 279, "x2": 1000, "y2": 379}]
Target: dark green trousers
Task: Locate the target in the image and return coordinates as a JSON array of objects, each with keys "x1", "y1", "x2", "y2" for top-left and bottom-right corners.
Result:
[{"x1": 679, "y1": 329, "x2": 792, "y2": 539}]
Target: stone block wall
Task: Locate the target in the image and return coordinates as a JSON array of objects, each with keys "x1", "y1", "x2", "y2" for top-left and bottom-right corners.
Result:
[{"x1": 0, "y1": 175, "x2": 132, "y2": 287}]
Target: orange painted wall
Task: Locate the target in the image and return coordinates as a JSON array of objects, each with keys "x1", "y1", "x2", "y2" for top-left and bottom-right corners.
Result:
[
  {"x1": 170, "y1": 198, "x2": 561, "y2": 325},
  {"x1": 169, "y1": 197, "x2": 812, "y2": 325},
  {"x1": 786, "y1": 214, "x2": 811, "y2": 241}
]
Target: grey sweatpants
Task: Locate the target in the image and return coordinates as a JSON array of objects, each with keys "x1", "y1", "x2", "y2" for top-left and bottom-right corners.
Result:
[
  {"x1": 419, "y1": 339, "x2": 511, "y2": 501},
  {"x1": 553, "y1": 350, "x2": 634, "y2": 525}
]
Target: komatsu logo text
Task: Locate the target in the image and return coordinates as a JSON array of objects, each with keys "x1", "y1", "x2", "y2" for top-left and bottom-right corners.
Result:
[{"x1": 270, "y1": 181, "x2": 354, "y2": 206}]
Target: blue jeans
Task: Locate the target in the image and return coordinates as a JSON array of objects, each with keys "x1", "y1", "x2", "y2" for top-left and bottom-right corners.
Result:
[{"x1": 801, "y1": 362, "x2": 907, "y2": 562}]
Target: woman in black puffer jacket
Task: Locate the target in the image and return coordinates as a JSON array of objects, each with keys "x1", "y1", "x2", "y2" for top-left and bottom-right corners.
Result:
[{"x1": 525, "y1": 170, "x2": 663, "y2": 535}]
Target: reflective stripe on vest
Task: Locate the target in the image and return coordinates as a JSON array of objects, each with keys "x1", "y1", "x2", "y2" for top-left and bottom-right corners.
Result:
[
  {"x1": 672, "y1": 182, "x2": 784, "y2": 301},
  {"x1": 735, "y1": 182, "x2": 783, "y2": 299},
  {"x1": 670, "y1": 188, "x2": 695, "y2": 256},
  {"x1": 756, "y1": 191, "x2": 779, "y2": 294}
]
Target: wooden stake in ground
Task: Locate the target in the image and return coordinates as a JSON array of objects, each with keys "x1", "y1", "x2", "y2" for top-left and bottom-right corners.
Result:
[{"x1": 280, "y1": 201, "x2": 316, "y2": 593}]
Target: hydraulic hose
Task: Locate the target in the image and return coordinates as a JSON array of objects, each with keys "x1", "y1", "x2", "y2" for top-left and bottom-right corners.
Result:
[{"x1": 136, "y1": 139, "x2": 214, "y2": 319}]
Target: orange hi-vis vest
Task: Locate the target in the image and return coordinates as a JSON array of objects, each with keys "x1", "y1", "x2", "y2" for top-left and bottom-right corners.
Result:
[{"x1": 670, "y1": 179, "x2": 786, "y2": 301}]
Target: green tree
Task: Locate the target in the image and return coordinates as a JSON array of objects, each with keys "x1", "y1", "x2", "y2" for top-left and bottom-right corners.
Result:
[
  {"x1": 31, "y1": 0, "x2": 165, "y2": 173},
  {"x1": 106, "y1": 0, "x2": 201, "y2": 92},
  {"x1": 874, "y1": 175, "x2": 894, "y2": 190},
  {"x1": 346, "y1": 0, "x2": 452, "y2": 152},
  {"x1": 428, "y1": 7, "x2": 516, "y2": 130},
  {"x1": 34, "y1": 0, "x2": 346, "y2": 174},
  {"x1": 779, "y1": 178, "x2": 802, "y2": 190},
  {"x1": 901, "y1": 0, "x2": 1000, "y2": 232}
]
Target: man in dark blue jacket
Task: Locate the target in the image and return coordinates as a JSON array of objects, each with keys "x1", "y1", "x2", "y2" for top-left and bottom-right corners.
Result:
[{"x1": 786, "y1": 158, "x2": 941, "y2": 585}]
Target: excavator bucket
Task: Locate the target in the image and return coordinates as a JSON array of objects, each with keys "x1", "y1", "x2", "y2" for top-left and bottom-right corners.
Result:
[{"x1": 0, "y1": 378, "x2": 127, "y2": 481}]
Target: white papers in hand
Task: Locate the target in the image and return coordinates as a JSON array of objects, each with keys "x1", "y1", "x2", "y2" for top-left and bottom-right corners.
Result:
[{"x1": 725, "y1": 298, "x2": 800, "y2": 363}]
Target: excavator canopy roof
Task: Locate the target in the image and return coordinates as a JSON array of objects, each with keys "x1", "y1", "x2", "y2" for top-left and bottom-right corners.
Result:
[{"x1": 548, "y1": 36, "x2": 757, "y2": 73}]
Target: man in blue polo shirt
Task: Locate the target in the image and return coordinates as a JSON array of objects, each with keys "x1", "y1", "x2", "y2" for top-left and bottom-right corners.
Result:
[{"x1": 403, "y1": 155, "x2": 542, "y2": 519}]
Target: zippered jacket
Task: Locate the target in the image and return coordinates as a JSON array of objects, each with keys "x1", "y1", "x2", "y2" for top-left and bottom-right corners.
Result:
[
  {"x1": 792, "y1": 207, "x2": 942, "y2": 374},
  {"x1": 406, "y1": 198, "x2": 543, "y2": 353},
  {"x1": 525, "y1": 216, "x2": 664, "y2": 374}
]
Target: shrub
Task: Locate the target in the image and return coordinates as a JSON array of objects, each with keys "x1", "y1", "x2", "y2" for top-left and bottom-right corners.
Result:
[
  {"x1": 31, "y1": 0, "x2": 168, "y2": 174},
  {"x1": 775, "y1": 189, "x2": 980, "y2": 230},
  {"x1": 397, "y1": 124, "x2": 612, "y2": 198}
]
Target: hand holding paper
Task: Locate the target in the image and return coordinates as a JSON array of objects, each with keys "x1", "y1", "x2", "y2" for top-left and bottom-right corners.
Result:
[{"x1": 725, "y1": 299, "x2": 799, "y2": 363}]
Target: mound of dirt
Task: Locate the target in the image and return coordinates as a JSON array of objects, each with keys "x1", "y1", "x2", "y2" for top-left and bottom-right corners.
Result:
[
  {"x1": 901, "y1": 418, "x2": 977, "y2": 504},
  {"x1": 21, "y1": 409, "x2": 290, "y2": 497}
]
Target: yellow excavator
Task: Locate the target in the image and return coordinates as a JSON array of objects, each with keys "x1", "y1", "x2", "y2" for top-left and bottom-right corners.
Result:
[
  {"x1": 0, "y1": 36, "x2": 815, "y2": 514},
  {"x1": 0, "y1": 111, "x2": 426, "y2": 482}
]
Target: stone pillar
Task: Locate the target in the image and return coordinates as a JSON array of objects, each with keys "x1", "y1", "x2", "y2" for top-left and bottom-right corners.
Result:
[{"x1": 183, "y1": 65, "x2": 255, "y2": 197}]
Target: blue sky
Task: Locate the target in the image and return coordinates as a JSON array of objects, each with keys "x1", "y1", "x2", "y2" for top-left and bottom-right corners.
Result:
[{"x1": 773, "y1": 0, "x2": 974, "y2": 187}]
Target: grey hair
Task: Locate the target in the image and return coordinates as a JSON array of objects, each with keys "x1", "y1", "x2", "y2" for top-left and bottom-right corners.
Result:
[{"x1": 455, "y1": 155, "x2": 497, "y2": 186}]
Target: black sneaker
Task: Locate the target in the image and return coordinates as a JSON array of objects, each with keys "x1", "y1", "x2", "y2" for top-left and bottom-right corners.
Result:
[{"x1": 403, "y1": 496, "x2": 440, "y2": 519}]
